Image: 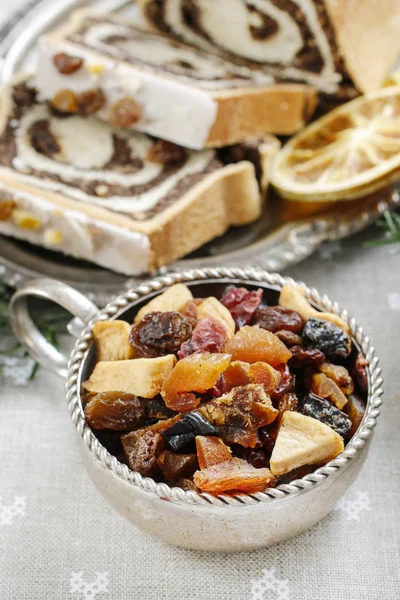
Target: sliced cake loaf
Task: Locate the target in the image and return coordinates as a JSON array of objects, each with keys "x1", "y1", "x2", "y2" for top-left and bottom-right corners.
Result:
[
  {"x1": 138, "y1": 0, "x2": 400, "y2": 94},
  {"x1": 0, "y1": 78, "x2": 279, "y2": 276},
  {"x1": 34, "y1": 10, "x2": 316, "y2": 150}
]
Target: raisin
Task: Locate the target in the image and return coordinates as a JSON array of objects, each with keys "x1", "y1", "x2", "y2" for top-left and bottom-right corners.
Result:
[
  {"x1": 233, "y1": 446, "x2": 268, "y2": 469},
  {"x1": 29, "y1": 120, "x2": 60, "y2": 156},
  {"x1": 147, "y1": 139, "x2": 187, "y2": 166},
  {"x1": 220, "y1": 286, "x2": 263, "y2": 329},
  {"x1": 259, "y1": 425, "x2": 278, "y2": 453},
  {"x1": 130, "y1": 311, "x2": 192, "y2": 358},
  {"x1": 51, "y1": 89, "x2": 79, "y2": 113},
  {"x1": 302, "y1": 317, "x2": 351, "y2": 360},
  {"x1": 145, "y1": 397, "x2": 176, "y2": 421},
  {"x1": 196, "y1": 436, "x2": 232, "y2": 469},
  {"x1": 300, "y1": 393, "x2": 351, "y2": 438},
  {"x1": 319, "y1": 362, "x2": 354, "y2": 395},
  {"x1": 53, "y1": 52, "x2": 84, "y2": 74},
  {"x1": 253, "y1": 305, "x2": 303, "y2": 334},
  {"x1": 224, "y1": 325, "x2": 292, "y2": 367},
  {"x1": 84, "y1": 392, "x2": 146, "y2": 430},
  {"x1": 275, "y1": 330, "x2": 303, "y2": 347},
  {"x1": 179, "y1": 318, "x2": 227, "y2": 358},
  {"x1": 162, "y1": 413, "x2": 220, "y2": 453},
  {"x1": 108, "y1": 97, "x2": 142, "y2": 128},
  {"x1": 345, "y1": 393, "x2": 366, "y2": 438},
  {"x1": 12, "y1": 83, "x2": 36, "y2": 107},
  {"x1": 78, "y1": 88, "x2": 106, "y2": 115},
  {"x1": 277, "y1": 393, "x2": 298, "y2": 424},
  {"x1": 276, "y1": 465, "x2": 314, "y2": 485},
  {"x1": 156, "y1": 450, "x2": 198, "y2": 481},
  {"x1": 124, "y1": 430, "x2": 164, "y2": 476},
  {"x1": 193, "y1": 458, "x2": 276, "y2": 494},
  {"x1": 289, "y1": 345, "x2": 325, "y2": 368},
  {"x1": 270, "y1": 364, "x2": 295, "y2": 401},
  {"x1": 353, "y1": 352, "x2": 369, "y2": 393}
]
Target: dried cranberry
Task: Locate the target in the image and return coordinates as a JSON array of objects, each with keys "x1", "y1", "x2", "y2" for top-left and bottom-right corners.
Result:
[
  {"x1": 259, "y1": 425, "x2": 278, "y2": 453},
  {"x1": 353, "y1": 352, "x2": 369, "y2": 393},
  {"x1": 220, "y1": 286, "x2": 263, "y2": 329},
  {"x1": 208, "y1": 374, "x2": 230, "y2": 398},
  {"x1": 270, "y1": 364, "x2": 295, "y2": 401},
  {"x1": 275, "y1": 330, "x2": 303, "y2": 347},
  {"x1": 178, "y1": 318, "x2": 227, "y2": 358},
  {"x1": 130, "y1": 311, "x2": 192, "y2": 357},
  {"x1": 147, "y1": 140, "x2": 187, "y2": 166},
  {"x1": 53, "y1": 52, "x2": 84, "y2": 74},
  {"x1": 289, "y1": 345, "x2": 325, "y2": 368},
  {"x1": 233, "y1": 446, "x2": 268, "y2": 469},
  {"x1": 252, "y1": 305, "x2": 303, "y2": 333}
]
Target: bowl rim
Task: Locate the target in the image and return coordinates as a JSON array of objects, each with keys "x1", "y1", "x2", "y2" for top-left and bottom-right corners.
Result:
[{"x1": 66, "y1": 266, "x2": 383, "y2": 508}]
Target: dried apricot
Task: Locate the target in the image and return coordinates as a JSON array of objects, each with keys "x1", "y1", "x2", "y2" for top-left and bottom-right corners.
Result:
[
  {"x1": 193, "y1": 458, "x2": 276, "y2": 494},
  {"x1": 223, "y1": 361, "x2": 281, "y2": 394},
  {"x1": 319, "y1": 362, "x2": 354, "y2": 395},
  {"x1": 196, "y1": 436, "x2": 232, "y2": 469},
  {"x1": 311, "y1": 372, "x2": 348, "y2": 410},
  {"x1": 224, "y1": 325, "x2": 292, "y2": 367}
]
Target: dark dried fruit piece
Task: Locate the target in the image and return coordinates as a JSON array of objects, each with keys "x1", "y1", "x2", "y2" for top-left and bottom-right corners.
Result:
[
  {"x1": 147, "y1": 139, "x2": 187, "y2": 166},
  {"x1": 270, "y1": 364, "x2": 295, "y2": 401},
  {"x1": 302, "y1": 317, "x2": 351, "y2": 360},
  {"x1": 277, "y1": 393, "x2": 298, "y2": 424},
  {"x1": 275, "y1": 330, "x2": 303, "y2": 347},
  {"x1": 29, "y1": 120, "x2": 60, "y2": 156},
  {"x1": 319, "y1": 362, "x2": 354, "y2": 395},
  {"x1": 196, "y1": 436, "x2": 232, "y2": 469},
  {"x1": 53, "y1": 52, "x2": 84, "y2": 74},
  {"x1": 84, "y1": 392, "x2": 146, "y2": 430},
  {"x1": 124, "y1": 430, "x2": 164, "y2": 476},
  {"x1": 345, "y1": 394, "x2": 366, "y2": 438},
  {"x1": 156, "y1": 450, "x2": 198, "y2": 481},
  {"x1": 179, "y1": 318, "x2": 227, "y2": 358},
  {"x1": 220, "y1": 286, "x2": 263, "y2": 329},
  {"x1": 109, "y1": 97, "x2": 142, "y2": 128},
  {"x1": 258, "y1": 425, "x2": 278, "y2": 453},
  {"x1": 253, "y1": 306, "x2": 303, "y2": 334},
  {"x1": 162, "y1": 412, "x2": 220, "y2": 453},
  {"x1": 199, "y1": 384, "x2": 278, "y2": 448},
  {"x1": 193, "y1": 458, "x2": 276, "y2": 494},
  {"x1": 353, "y1": 352, "x2": 369, "y2": 393},
  {"x1": 300, "y1": 392, "x2": 351, "y2": 438},
  {"x1": 289, "y1": 345, "x2": 325, "y2": 368},
  {"x1": 276, "y1": 465, "x2": 314, "y2": 485},
  {"x1": 233, "y1": 446, "x2": 268, "y2": 469},
  {"x1": 130, "y1": 311, "x2": 192, "y2": 358},
  {"x1": 78, "y1": 88, "x2": 106, "y2": 115},
  {"x1": 145, "y1": 397, "x2": 176, "y2": 421},
  {"x1": 51, "y1": 89, "x2": 79, "y2": 113},
  {"x1": 12, "y1": 83, "x2": 36, "y2": 107}
]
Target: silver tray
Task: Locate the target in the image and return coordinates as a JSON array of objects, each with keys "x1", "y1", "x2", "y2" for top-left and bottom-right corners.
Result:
[{"x1": 0, "y1": 0, "x2": 399, "y2": 305}]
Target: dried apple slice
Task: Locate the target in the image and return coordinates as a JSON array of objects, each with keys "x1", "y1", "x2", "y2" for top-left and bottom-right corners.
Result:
[
  {"x1": 224, "y1": 325, "x2": 292, "y2": 366},
  {"x1": 134, "y1": 284, "x2": 193, "y2": 323},
  {"x1": 196, "y1": 297, "x2": 235, "y2": 338},
  {"x1": 92, "y1": 320, "x2": 135, "y2": 361},
  {"x1": 270, "y1": 411, "x2": 344, "y2": 476},
  {"x1": 196, "y1": 436, "x2": 232, "y2": 469},
  {"x1": 193, "y1": 458, "x2": 276, "y2": 494}
]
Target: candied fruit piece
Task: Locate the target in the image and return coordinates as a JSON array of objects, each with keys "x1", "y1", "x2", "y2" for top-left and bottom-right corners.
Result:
[
  {"x1": 223, "y1": 361, "x2": 281, "y2": 394},
  {"x1": 220, "y1": 286, "x2": 263, "y2": 329},
  {"x1": 319, "y1": 362, "x2": 354, "y2": 395},
  {"x1": 277, "y1": 393, "x2": 298, "y2": 424},
  {"x1": 130, "y1": 311, "x2": 192, "y2": 358},
  {"x1": 300, "y1": 392, "x2": 351, "y2": 438},
  {"x1": 253, "y1": 305, "x2": 303, "y2": 333},
  {"x1": 135, "y1": 284, "x2": 193, "y2": 323},
  {"x1": 147, "y1": 139, "x2": 187, "y2": 166},
  {"x1": 353, "y1": 352, "x2": 369, "y2": 393},
  {"x1": 178, "y1": 318, "x2": 227, "y2": 358},
  {"x1": 199, "y1": 384, "x2": 278, "y2": 448},
  {"x1": 156, "y1": 450, "x2": 198, "y2": 481},
  {"x1": 124, "y1": 430, "x2": 164, "y2": 476},
  {"x1": 53, "y1": 52, "x2": 84, "y2": 74},
  {"x1": 109, "y1": 97, "x2": 142, "y2": 128},
  {"x1": 311, "y1": 373, "x2": 347, "y2": 410},
  {"x1": 162, "y1": 412, "x2": 220, "y2": 453},
  {"x1": 302, "y1": 318, "x2": 351, "y2": 360},
  {"x1": 224, "y1": 325, "x2": 292, "y2": 367},
  {"x1": 289, "y1": 345, "x2": 325, "y2": 368},
  {"x1": 193, "y1": 458, "x2": 276, "y2": 494},
  {"x1": 92, "y1": 320, "x2": 135, "y2": 362},
  {"x1": 79, "y1": 88, "x2": 106, "y2": 115},
  {"x1": 161, "y1": 352, "x2": 231, "y2": 411},
  {"x1": 84, "y1": 392, "x2": 145, "y2": 430},
  {"x1": 345, "y1": 394, "x2": 366, "y2": 438},
  {"x1": 275, "y1": 330, "x2": 303, "y2": 347},
  {"x1": 233, "y1": 446, "x2": 268, "y2": 469},
  {"x1": 270, "y1": 411, "x2": 344, "y2": 476},
  {"x1": 196, "y1": 436, "x2": 232, "y2": 469},
  {"x1": 51, "y1": 89, "x2": 79, "y2": 113}
]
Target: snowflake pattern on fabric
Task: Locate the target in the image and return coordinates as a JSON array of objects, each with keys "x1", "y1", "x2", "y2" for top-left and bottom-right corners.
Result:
[
  {"x1": 387, "y1": 292, "x2": 400, "y2": 311},
  {"x1": 0, "y1": 496, "x2": 26, "y2": 525},
  {"x1": 69, "y1": 572, "x2": 109, "y2": 599},
  {"x1": 0, "y1": 355, "x2": 36, "y2": 386},
  {"x1": 251, "y1": 568, "x2": 290, "y2": 600},
  {"x1": 334, "y1": 491, "x2": 371, "y2": 521}
]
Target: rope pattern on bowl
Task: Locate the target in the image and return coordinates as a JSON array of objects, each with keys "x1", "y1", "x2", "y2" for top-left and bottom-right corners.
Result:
[{"x1": 65, "y1": 267, "x2": 383, "y2": 507}]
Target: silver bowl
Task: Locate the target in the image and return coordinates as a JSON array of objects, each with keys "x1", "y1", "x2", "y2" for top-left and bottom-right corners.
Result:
[{"x1": 9, "y1": 267, "x2": 383, "y2": 551}]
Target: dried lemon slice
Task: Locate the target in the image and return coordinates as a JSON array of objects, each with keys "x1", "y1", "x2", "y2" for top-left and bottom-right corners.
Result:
[{"x1": 271, "y1": 86, "x2": 400, "y2": 202}]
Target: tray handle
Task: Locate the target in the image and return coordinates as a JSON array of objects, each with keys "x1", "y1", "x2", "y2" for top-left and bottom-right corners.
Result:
[{"x1": 10, "y1": 279, "x2": 99, "y2": 379}]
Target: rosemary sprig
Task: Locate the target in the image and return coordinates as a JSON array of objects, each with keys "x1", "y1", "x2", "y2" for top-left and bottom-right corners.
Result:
[{"x1": 365, "y1": 210, "x2": 400, "y2": 248}]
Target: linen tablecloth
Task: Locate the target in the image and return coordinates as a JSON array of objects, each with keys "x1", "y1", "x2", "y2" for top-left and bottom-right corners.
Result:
[{"x1": 0, "y1": 3, "x2": 400, "y2": 598}]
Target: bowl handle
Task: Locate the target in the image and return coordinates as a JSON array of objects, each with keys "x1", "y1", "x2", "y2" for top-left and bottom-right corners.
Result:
[{"x1": 9, "y1": 278, "x2": 99, "y2": 379}]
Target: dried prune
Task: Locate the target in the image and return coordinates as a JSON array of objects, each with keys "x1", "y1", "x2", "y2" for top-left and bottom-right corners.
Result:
[
  {"x1": 353, "y1": 352, "x2": 369, "y2": 393},
  {"x1": 156, "y1": 450, "x2": 198, "y2": 481},
  {"x1": 311, "y1": 373, "x2": 347, "y2": 410},
  {"x1": 84, "y1": 392, "x2": 146, "y2": 430},
  {"x1": 223, "y1": 361, "x2": 281, "y2": 394},
  {"x1": 345, "y1": 393, "x2": 366, "y2": 438},
  {"x1": 178, "y1": 318, "x2": 227, "y2": 357},
  {"x1": 224, "y1": 325, "x2": 292, "y2": 367},
  {"x1": 162, "y1": 352, "x2": 231, "y2": 411},
  {"x1": 319, "y1": 362, "x2": 354, "y2": 395},
  {"x1": 233, "y1": 446, "x2": 268, "y2": 469},
  {"x1": 302, "y1": 318, "x2": 351, "y2": 360},
  {"x1": 124, "y1": 430, "x2": 164, "y2": 476},
  {"x1": 130, "y1": 311, "x2": 192, "y2": 358},
  {"x1": 162, "y1": 412, "x2": 220, "y2": 452},
  {"x1": 270, "y1": 364, "x2": 295, "y2": 401},
  {"x1": 275, "y1": 330, "x2": 303, "y2": 347},
  {"x1": 53, "y1": 52, "x2": 84, "y2": 74},
  {"x1": 196, "y1": 436, "x2": 232, "y2": 469},
  {"x1": 198, "y1": 384, "x2": 278, "y2": 448},
  {"x1": 220, "y1": 286, "x2": 263, "y2": 329},
  {"x1": 253, "y1": 306, "x2": 303, "y2": 334},
  {"x1": 300, "y1": 393, "x2": 351, "y2": 438},
  {"x1": 277, "y1": 393, "x2": 298, "y2": 424},
  {"x1": 147, "y1": 139, "x2": 187, "y2": 166},
  {"x1": 289, "y1": 345, "x2": 325, "y2": 368},
  {"x1": 193, "y1": 458, "x2": 276, "y2": 494}
]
